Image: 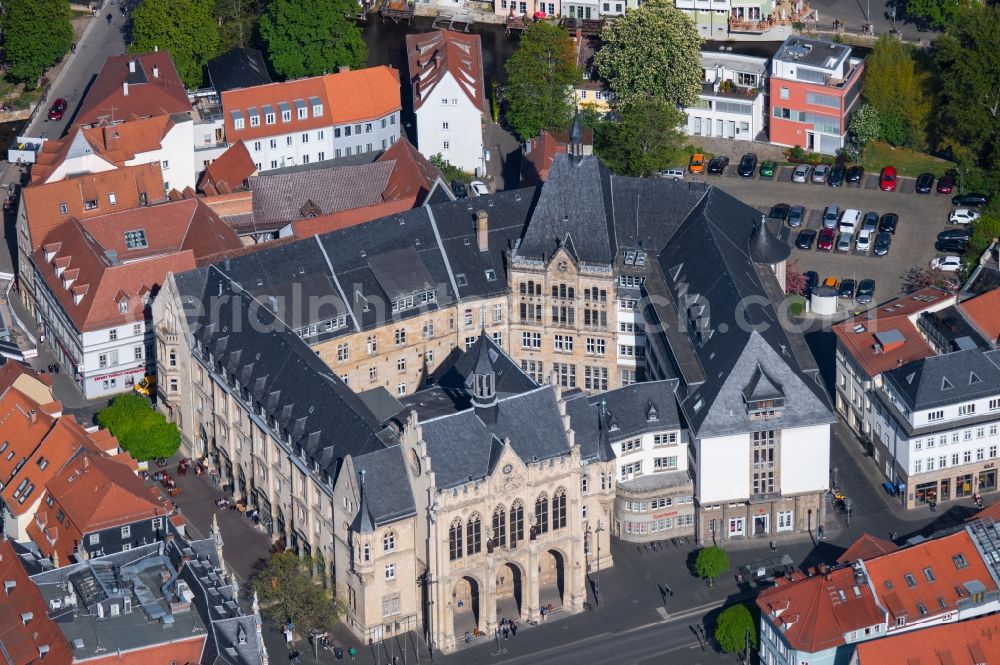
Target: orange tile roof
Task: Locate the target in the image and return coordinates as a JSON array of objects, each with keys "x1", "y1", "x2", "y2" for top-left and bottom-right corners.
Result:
[
  {"x1": 30, "y1": 128, "x2": 118, "y2": 184},
  {"x1": 959, "y1": 288, "x2": 1000, "y2": 345},
  {"x1": 26, "y1": 451, "x2": 170, "y2": 564},
  {"x1": 406, "y1": 31, "x2": 487, "y2": 112},
  {"x1": 854, "y1": 613, "x2": 1000, "y2": 664},
  {"x1": 76, "y1": 52, "x2": 192, "y2": 127},
  {"x1": 0, "y1": 539, "x2": 73, "y2": 665},
  {"x1": 379, "y1": 136, "x2": 443, "y2": 203},
  {"x1": 969, "y1": 502, "x2": 1000, "y2": 523},
  {"x1": 82, "y1": 115, "x2": 174, "y2": 162},
  {"x1": 837, "y1": 533, "x2": 898, "y2": 563},
  {"x1": 522, "y1": 131, "x2": 569, "y2": 186},
  {"x1": 221, "y1": 66, "x2": 400, "y2": 142},
  {"x1": 21, "y1": 163, "x2": 166, "y2": 251},
  {"x1": 291, "y1": 197, "x2": 415, "y2": 238},
  {"x1": 198, "y1": 139, "x2": 256, "y2": 195}
]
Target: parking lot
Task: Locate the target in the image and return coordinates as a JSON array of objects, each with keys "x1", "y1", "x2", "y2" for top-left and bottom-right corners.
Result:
[{"x1": 704, "y1": 165, "x2": 957, "y2": 312}]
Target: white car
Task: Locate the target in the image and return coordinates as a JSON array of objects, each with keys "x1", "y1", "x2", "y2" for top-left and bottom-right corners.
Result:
[
  {"x1": 855, "y1": 229, "x2": 873, "y2": 252},
  {"x1": 470, "y1": 181, "x2": 490, "y2": 196},
  {"x1": 930, "y1": 255, "x2": 962, "y2": 272},
  {"x1": 839, "y1": 208, "x2": 861, "y2": 234},
  {"x1": 949, "y1": 208, "x2": 981, "y2": 225}
]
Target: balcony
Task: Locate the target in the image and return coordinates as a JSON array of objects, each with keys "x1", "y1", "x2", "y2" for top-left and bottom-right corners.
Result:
[
  {"x1": 701, "y1": 80, "x2": 762, "y2": 100},
  {"x1": 158, "y1": 326, "x2": 178, "y2": 345}
]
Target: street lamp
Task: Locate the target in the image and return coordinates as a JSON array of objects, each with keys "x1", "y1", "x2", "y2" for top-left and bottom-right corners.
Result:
[{"x1": 595, "y1": 522, "x2": 605, "y2": 607}]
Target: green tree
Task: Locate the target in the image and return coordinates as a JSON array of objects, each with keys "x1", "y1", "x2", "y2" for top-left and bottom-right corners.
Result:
[
  {"x1": 969, "y1": 211, "x2": 1000, "y2": 260},
  {"x1": 714, "y1": 604, "x2": 757, "y2": 654},
  {"x1": 252, "y1": 552, "x2": 340, "y2": 634},
  {"x1": 260, "y1": 0, "x2": 367, "y2": 80},
  {"x1": 862, "y1": 35, "x2": 930, "y2": 148},
  {"x1": 130, "y1": 0, "x2": 220, "y2": 87},
  {"x1": 428, "y1": 153, "x2": 469, "y2": 183},
  {"x1": 903, "y1": 0, "x2": 964, "y2": 31},
  {"x1": 595, "y1": 98, "x2": 686, "y2": 177},
  {"x1": 96, "y1": 393, "x2": 181, "y2": 461},
  {"x1": 504, "y1": 22, "x2": 581, "y2": 140},
  {"x1": 215, "y1": 0, "x2": 264, "y2": 52},
  {"x1": 593, "y1": 0, "x2": 702, "y2": 111},
  {"x1": 849, "y1": 103, "x2": 882, "y2": 147},
  {"x1": 695, "y1": 546, "x2": 730, "y2": 587},
  {"x1": 0, "y1": 0, "x2": 73, "y2": 86}
]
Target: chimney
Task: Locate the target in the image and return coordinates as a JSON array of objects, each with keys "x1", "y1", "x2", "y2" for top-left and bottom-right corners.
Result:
[
  {"x1": 128, "y1": 60, "x2": 136, "y2": 73},
  {"x1": 337, "y1": 65, "x2": 350, "y2": 73},
  {"x1": 28, "y1": 408, "x2": 36, "y2": 423},
  {"x1": 123, "y1": 81, "x2": 129, "y2": 96},
  {"x1": 152, "y1": 65, "x2": 159, "y2": 78},
  {"x1": 475, "y1": 210, "x2": 489, "y2": 252}
]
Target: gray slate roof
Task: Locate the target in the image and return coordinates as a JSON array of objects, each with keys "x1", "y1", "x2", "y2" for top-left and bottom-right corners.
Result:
[
  {"x1": 884, "y1": 348, "x2": 1000, "y2": 411},
  {"x1": 251, "y1": 161, "x2": 392, "y2": 226},
  {"x1": 353, "y1": 445, "x2": 417, "y2": 526}
]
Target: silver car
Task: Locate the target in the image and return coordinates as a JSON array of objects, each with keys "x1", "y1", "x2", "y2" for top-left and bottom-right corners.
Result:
[
  {"x1": 792, "y1": 164, "x2": 811, "y2": 183},
  {"x1": 823, "y1": 205, "x2": 839, "y2": 229},
  {"x1": 811, "y1": 164, "x2": 829, "y2": 183},
  {"x1": 788, "y1": 205, "x2": 806, "y2": 228},
  {"x1": 836, "y1": 232, "x2": 853, "y2": 252}
]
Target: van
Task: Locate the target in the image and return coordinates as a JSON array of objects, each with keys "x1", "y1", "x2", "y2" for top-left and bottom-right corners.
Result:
[
  {"x1": 658, "y1": 168, "x2": 685, "y2": 181},
  {"x1": 839, "y1": 208, "x2": 861, "y2": 234}
]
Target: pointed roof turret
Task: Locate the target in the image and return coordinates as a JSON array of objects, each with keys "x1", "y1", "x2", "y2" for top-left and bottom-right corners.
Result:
[
  {"x1": 350, "y1": 469, "x2": 375, "y2": 534},
  {"x1": 750, "y1": 215, "x2": 791, "y2": 265}
]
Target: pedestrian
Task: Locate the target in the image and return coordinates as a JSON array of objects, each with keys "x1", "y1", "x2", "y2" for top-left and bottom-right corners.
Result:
[
  {"x1": 930, "y1": 500, "x2": 937, "y2": 512},
  {"x1": 465, "y1": 631, "x2": 471, "y2": 644},
  {"x1": 510, "y1": 621, "x2": 517, "y2": 637},
  {"x1": 502, "y1": 625, "x2": 509, "y2": 640},
  {"x1": 663, "y1": 582, "x2": 673, "y2": 597},
  {"x1": 348, "y1": 646, "x2": 357, "y2": 660}
]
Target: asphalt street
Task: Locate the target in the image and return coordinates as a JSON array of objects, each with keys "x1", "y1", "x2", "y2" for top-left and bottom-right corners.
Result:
[{"x1": 807, "y1": 0, "x2": 936, "y2": 41}]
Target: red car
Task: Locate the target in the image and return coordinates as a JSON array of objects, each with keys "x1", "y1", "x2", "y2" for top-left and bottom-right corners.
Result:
[
  {"x1": 879, "y1": 166, "x2": 897, "y2": 192},
  {"x1": 46, "y1": 98, "x2": 67, "y2": 121},
  {"x1": 818, "y1": 227, "x2": 836, "y2": 251},
  {"x1": 937, "y1": 174, "x2": 954, "y2": 194}
]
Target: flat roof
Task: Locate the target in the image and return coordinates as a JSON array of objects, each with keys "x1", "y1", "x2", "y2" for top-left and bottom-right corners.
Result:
[{"x1": 773, "y1": 36, "x2": 851, "y2": 69}]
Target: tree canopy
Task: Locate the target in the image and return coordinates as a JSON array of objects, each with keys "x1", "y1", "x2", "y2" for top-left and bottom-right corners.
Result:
[
  {"x1": 695, "y1": 546, "x2": 729, "y2": 586},
  {"x1": 504, "y1": 21, "x2": 581, "y2": 140},
  {"x1": 96, "y1": 393, "x2": 181, "y2": 462},
  {"x1": 214, "y1": 0, "x2": 265, "y2": 53},
  {"x1": 862, "y1": 35, "x2": 930, "y2": 149},
  {"x1": 593, "y1": 0, "x2": 702, "y2": 111},
  {"x1": 714, "y1": 604, "x2": 757, "y2": 654},
  {"x1": 0, "y1": 0, "x2": 73, "y2": 85},
  {"x1": 849, "y1": 103, "x2": 882, "y2": 147},
  {"x1": 595, "y1": 98, "x2": 686, "y2": 177},
  {"x1": 252, "y1": 552, "x2": 340, "y2": 634},
  {"x1": 260, "y1": 0, "x2": 367, "y2": 80},
  {"x1": 130, "y1": 0, "x2": 220, "y2": 88},
  {"x1": 903, "y1": 0, "x2": 965, "y2": 31}
]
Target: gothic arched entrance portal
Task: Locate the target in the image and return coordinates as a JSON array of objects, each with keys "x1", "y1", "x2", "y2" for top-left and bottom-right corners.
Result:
[
  {"x1": 452, "y1": 576, "x2": 480, "y2": 639},
  {"x1": 539, "y1": 549, "x2": 566, "y2": 608},
  {"x1": 495, "y1": 562, "x2": 523, "y2": 620}
]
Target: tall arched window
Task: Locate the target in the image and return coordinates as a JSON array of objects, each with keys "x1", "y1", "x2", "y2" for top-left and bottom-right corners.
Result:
[
  {"x1": 535, "y1": 493, "x2": 549, "y2": 534},
  {"x1": 492, "y1": 506, "x2": 507, "y2": 548},
  {"x1": 509, "y1": 501, "x2": 524, "y2": 547},
  {"x1": 448, "y1": 520, "x2": 463, "y2": 561},
  {"x1": 467, "y1": 514, "x2": 482, "y2": 555},
  {"x1": 552, "y1": 489, "x2": 567, "y2": 530}
]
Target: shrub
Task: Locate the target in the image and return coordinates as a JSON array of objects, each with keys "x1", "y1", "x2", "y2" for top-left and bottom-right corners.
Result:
[
  {"x1": 97, "y1": 393, "x2": 181, "y2": 461},
  {"x1": 715, "y1": 604, "x2": 758, "y2": 654},
  {"x1": 695, "y1": 546, "x2": 730, "y2": 586}
]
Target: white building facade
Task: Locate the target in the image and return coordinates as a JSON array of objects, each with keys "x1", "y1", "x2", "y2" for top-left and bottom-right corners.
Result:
[{"x1": 684, "y1": 52, "x2": 768, "y2": 141}]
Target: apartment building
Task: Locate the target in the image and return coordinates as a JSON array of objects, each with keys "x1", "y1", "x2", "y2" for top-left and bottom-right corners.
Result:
[
  {"x1": 684, "y1": 52, "x2": 768, "y2": 141},
  {"x1": 769, "y1": 36, "x2": 865, "y2": 154},
  {"x1": 223, "y1": 66, "x2": 401, "y2": 173}
]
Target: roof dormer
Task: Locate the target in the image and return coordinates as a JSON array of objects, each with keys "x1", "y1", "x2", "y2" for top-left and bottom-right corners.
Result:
[
  {"x1": 43, "y1": 242, "x2": 62, "y2": 263},
  {"x1": 71, "y1": 284, "x2": 89, "y2": 305}
]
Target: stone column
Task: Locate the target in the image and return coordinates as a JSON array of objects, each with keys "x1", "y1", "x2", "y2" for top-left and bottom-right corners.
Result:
[
  {"x1": 526, "y1": 542, "x2": 540, "y2": 621},
  {"x1": 484, "y1": 553, "x2": 498, "y2": 634}
]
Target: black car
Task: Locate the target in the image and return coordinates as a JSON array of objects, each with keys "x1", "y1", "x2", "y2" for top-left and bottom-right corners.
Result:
[
  {"x1": 451, "y1": 180, "x2": 468, "y2": 198},
  {"x1": 937, "y1": 228, "x2": 973, "y2": 242},
  {"x1": 768, "y1": 203, "x2": 790, "y2": 221},
  {"x1": 707, "y1": 156, "x2": 730, "y2": 175},
  {"x1": 915, "y1": 173, "x2": 934, "y2": 193},
  {"x1": 936, "y1": 238, "x2": 970, "y2": 253},
  {"x1": 839, "y1": 279, "x2": 857, "y2": 299},
  {"x1": 878, "y1": 213, "x2": 899, "y2": 234},
  {"x1": 795, "y1": 229, "x2": 817, "y2": 249},
  {"x1": 804, "y1": 270, "x2": 819, "y2": 295},
  {"x1": 846, "y1": 165, "x2": 865, "y2": 184},
  {"x1": 738, "y1": 153, "x2": 758, "y2": 177},
  {"x1": 873, "y1": 231, "x2": 891, "y2": 256},
  {"x1": 828, "y1": 163, "x2": 846, "y2": 187},
  {"x1": 952, "y1": 193, "x2": 989, "y2": 207},
  {"x1": 856, "y1": 278, "x2": 876, "y2": 304}
]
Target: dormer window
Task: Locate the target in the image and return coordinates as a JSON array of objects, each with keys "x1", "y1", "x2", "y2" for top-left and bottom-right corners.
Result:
[
  {"x1": 83, "y1": 199, "x2": 98, "y2": 211},
  {"x1": 313, "y1": 104, "x2": 323, "y2": 116},
  {"x1": 58, "y1": 203, "x2": 68, "y2": 215},
  {"x1": 747, "y1": 398, "x2": 784, "y2": 419},
  {"x1": 118, "y1": 296, "x2": 128, "y2": 314}
]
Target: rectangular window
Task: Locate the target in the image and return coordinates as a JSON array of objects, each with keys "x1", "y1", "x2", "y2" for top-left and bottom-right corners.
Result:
[
  {"x1": 584, "y1": 365, "x2": 607, "y2": 391},
  {"x1": 121, "y1": 525, "x2": 131, "y2": 538},
  {"x1": 553, "y1": 363, "x2": 576, "y2": 387},
  {"x1": 522, "y1": 332, "x2": 542, "y2": 349}
]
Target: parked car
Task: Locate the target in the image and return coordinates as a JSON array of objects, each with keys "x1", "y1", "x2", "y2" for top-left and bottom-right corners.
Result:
[
  {"x1": 846, "y1": 165, "x2": 865, "y2": 184},
  {"x1": 823, "y1": 275, "x2": 838, "y2": 288},
  {"x1": 937, "y1": 228, "x2": 972, "y2": 242},
  {"x1": 856, "y1": 279, "x2": 876, "y2": 304},
  {"x1": 707, "y1": 156, "x2": 729, "y2": 175},
  {"x1": 792, "y1": 164, "x2": 811, "y2": 183},
  {"x1": 915, "y1": 173, "x2": 934, "y2": 193},
  {"x1": 878, "y1": 213, "x2": 899, "y2": 234},
  {"x1": 836, "y1": 232, "x2": 853, "y2": 252},
  {"x1": 828, "y1": 163, "x2": 846, "y2": 187},
  {"x1": 822, "y1": 206, "x2": 839, "y2": 229},
  {"x1": 689, "y1": 154, "x2": 705, "y2": 174},
  {"x1": 804, "y1": 270, "x2": 819, "y2": 295},
  {"x1": 768, "y1": 203, "x2": 790, "y2": 221},
  {"x1": 795, "y1": 229, "x2": 817, "y2": 249},
  {"x1": 930, "y1": 255, "x2": 962, "y2": 271},
  {"x1": 879, "y1": 166, "x2": 897, "y2": 191},
  {"x1": 818, "y1": 228, "x2": 836, "y2": 250},
  {"x1": 856, "y1": 228, "x2": 873, "y2": 252},
  {"x1": 839, "y1": 279, "x2": 857, "y2": 299},
  {"x1": 738, "y1": 153, "x2": 758, "y2": 177},
  {"x1": 788, "y1": 205, "x2": 806, "y2": 228},
  {"x1": 811, "y1": 164, "x2": 830, "y2": 183},
  {"x1": 936, "y1": 175, "x2": 954, "y2": 194},
  {"x1": 949, "y1": 208, "x2": 981, "y2": 225},
  {"x1": 839, "y1": 208, "x2": 861, "y2": 234},
  {"x1": 861, "y1": 211, "x2": 878, "y2": 231},
  {"x1": 451, "y1": 180, "x2": 468, "y2": 198},
  {"x1": 657, "y1": 168, "x2": 685, "y2": 181},
  {"x1": 873, "y1": 231, "x2": 892, "y2": 256},
  {"x1": 759, "y1": 161, "x2": 776, "y2": 178},
  {"x1": 952, "y1": 193, "x2": 989, "y2": 207},
  {"x1": 47, "y1": 98, "x2": 68, "y2": 121},
  {"x1": 936, "y1": 238, "x2": 970, "y2": 253},
  {"x1": 470, "y1": 180, "x2": 490, "y2": 196}
]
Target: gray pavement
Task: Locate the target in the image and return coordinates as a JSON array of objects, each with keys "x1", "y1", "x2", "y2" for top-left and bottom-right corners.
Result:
[{"x1": 806, "y1": 0, "x2": 939, "y2": 42}]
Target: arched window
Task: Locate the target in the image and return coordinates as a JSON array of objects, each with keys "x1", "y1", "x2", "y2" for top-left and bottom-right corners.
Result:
[
  {"x1": 492, "y1": 506, "x2": 507, "y2": 548},
  {"x1": 535, "y1": 494, "x2": 549, "y2": 534},
  {"x1": 509, "y1": 501, "x2": 524, "y2": 547},
  {"x1": 448, "y1": 520, "x2": 463, "y2": 561},
  {"x1": 552, "y1": 489, "x2": 567, "y2": 530},
  {"x1": 467, "y1": 514, "x2": 482, "y2": 555},
  {"x1": 383, "y1": 531, "x2": 396, "y2": 553}
]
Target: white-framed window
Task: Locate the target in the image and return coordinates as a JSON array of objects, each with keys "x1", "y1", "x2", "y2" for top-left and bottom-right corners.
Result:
[
  {"x1": 442, "y1": 122, "x2": 449, "y2": 130},
  {"x1": 383, "y1": 531, "x2": 395, "y2": 552},
  {"x1": 89, "y1": 533, "x2": 100, "y2": 545},
  {"x1": 777, "y1": 511, "x2": 793, "y2": 532},
  {"x1": 397, "y1": 383, "x2": 406, "y2": 396},
  {"x1": 121, "y1": 525, "x2": 131, "y2": 538},
  {"x1": 443, "y1": 141, "x2": 450, "y2": 150},
  {"x1": 385, "y1": 563, "x2": 395, "y2": 579}
]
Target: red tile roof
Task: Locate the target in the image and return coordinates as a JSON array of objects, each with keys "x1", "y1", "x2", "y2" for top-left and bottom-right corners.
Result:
[
  {"x1": 406, "y1": 31, "x2": 487, "y2": 112},
  {"x1": 290, "y1": 197, "x2": 415, "y2": 238},
  {"x1": 522, "y1": 131, "x2": 569, "y2": 186},
  {"x1": 854, "y1": 613, "x2": 1000, "y2": 664},
  {"x1": 82, "y1": 115, "x2": 175, "y2": 162},
  {"x1": 22, "y1": 163, "x2": 166, "y2": 251},
  {"x1": 76, "y1": 52, "x2": 192, "y2": 127},
  {"x1": 969, "y1": 502, "x2": 1000, "y2": 523},
  {"x1": 837, "y1": 533, "x2": 898, "y2": 563},
  {"x1": 0, "y1": 539, "x2": 73, "y2": 665},
  {"x1": 198, "y1": 140, "x2": 256, "y2": 195},
  {"x1": 221, "y1": 66, "x2": 400, "y2": 142},
  {"x1": 959, "y1": 288, "x2": 1000, "y2": 345}
]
